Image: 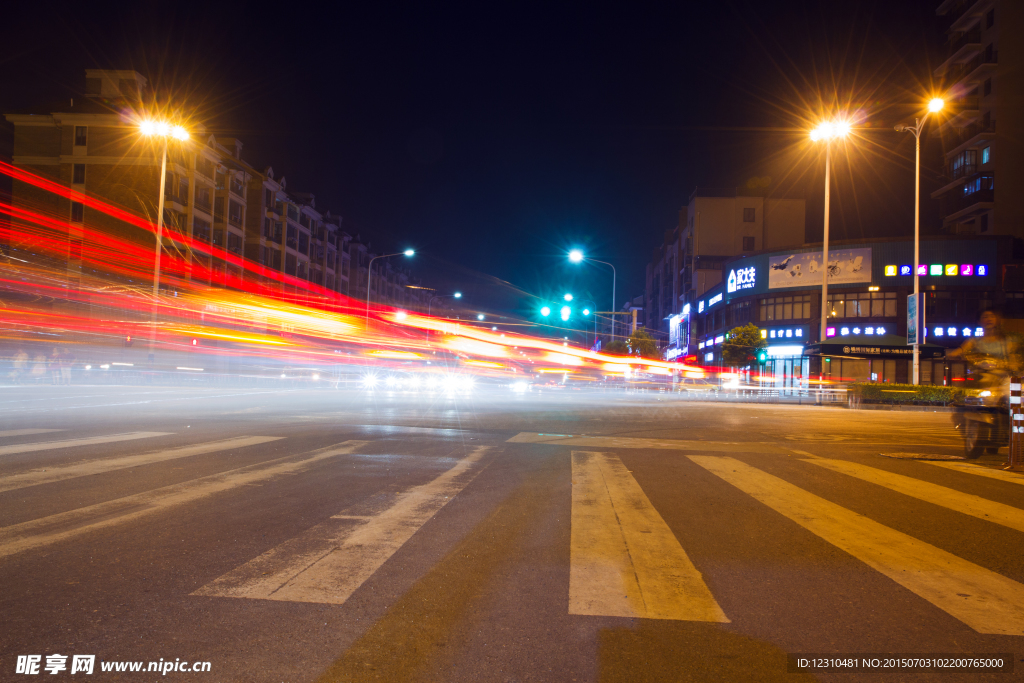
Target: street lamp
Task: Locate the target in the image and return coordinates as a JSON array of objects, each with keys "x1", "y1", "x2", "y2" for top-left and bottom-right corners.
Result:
[
  {"x1": 540, "y1": 306, "x2": 551, "y2": 317},
  {"x1": 809, "y1": 118, "x2": 851, "y2": 344},
  {"x1": 560, "y1": 305, "x2": 571, "y2": 321},
  {"x1": 139, "y1": 118, "x2": 189, "y2": 361},
  {"x1": 568, "y1": 250, "x2": 617, "y2": 341},
  {"x1": 896, "y1": 97, "x2": 944, "y2": 385},
  {"x1": 563, "y1": 293, "x2": 573, "y2": 302},
  {"x1": 477, "y1": 314, "x2": 485, "y2": 321},
  {"x1": 365, "y1": 250, "x2": 414, "y2": 326},
  {"x1": 426, "y1": 291, "x2": 462, "y2": 340}
]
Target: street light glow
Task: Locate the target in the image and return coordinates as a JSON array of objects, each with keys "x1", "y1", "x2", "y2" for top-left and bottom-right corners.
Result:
[
  {"x1": 582, "y1": 308, "x2": 590, "y2": 316},
  {"x1": 560, "y1": 305, "x2": 571, "y2": 321},
  {"x1": 477, "y1": 314, "x2": 485, "y2": 320},
  {"x1": 810, "y1": 120, "x2": 851, "y2": 141},
  {"x1": 403, "y1": 249, "x2": 415, "y2": 256},
  {"x1": 928, "y1": 97, "x2": 944, "y2": 113},
  {"x1": 568, "y1": 250, "x2": 584, "y2": 263},
  {"x1": 139, "y1": 119, "x2": 188, "y2": 141},
  {"x1": 453, "y1": 292, "x2": 462, "y2": 298},
  {"x1": 563, "y1": 293, "x2": 573, "y2": 301},
  {"x1": 541, "y1": 306, "x2": 551, "y2": 316}
]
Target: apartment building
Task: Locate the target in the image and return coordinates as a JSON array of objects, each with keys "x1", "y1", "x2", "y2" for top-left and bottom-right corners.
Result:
[
  {"x1": 645, "y1": 187, "x2": 805, "y2": 341},
  {"x1": 932, "y1": 0, "x2": 1024, "y2": 237},
  {"x1": 5, "y1": 68, "x2": 431, "y2": 309}
]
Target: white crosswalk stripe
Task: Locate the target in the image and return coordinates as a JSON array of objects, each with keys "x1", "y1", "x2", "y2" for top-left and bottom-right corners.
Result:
[
  {"x1": 0, "y1": 429, "x2": 65, "y2": 438},
  {"x1": 193, "y1": 446, "x2": 489, "y2": 604},
  {"x1": 0, "y1": 435, "x2": 284, "y2": 493},
  {"x1": 0, "y1": 440, "x2": 366, "y2": 559},
  {"x1": 0, "y1": 431, "x2": 171, "y2": 456}
]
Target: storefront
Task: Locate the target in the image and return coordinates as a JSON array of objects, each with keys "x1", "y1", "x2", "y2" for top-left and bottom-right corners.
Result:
[{"x1": 673, "y1": 235, "x2": 1013, "y2": 386}]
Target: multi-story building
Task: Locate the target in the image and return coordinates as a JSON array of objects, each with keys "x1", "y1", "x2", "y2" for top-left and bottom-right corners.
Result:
[
  {"x1": 4, "y1": 69, "x2": 247, "y2": 289},
  {"x1": 686, "y1": 234, "x2": 1021, "y2": 386},
  {"x1": 932, "y1": 0, "x2": 1024, "y2": 237},
  {"x1": 5, "y1": 68, "x2": 434, "y2": 310},
  {"x1": 645, "y1": 187, "x2": 805, "y2": 344}
]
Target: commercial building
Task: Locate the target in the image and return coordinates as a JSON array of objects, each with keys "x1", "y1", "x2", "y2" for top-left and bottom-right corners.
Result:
[
  {"x1": 933, "y1": 0, "x2": 1024, "y2": 237},
  {"x1": 676, "y1": 235, "x2": 1021, "y2": 386},
  {"x1": 645, "y1": 186, "x2": 805, "y2": 341}
]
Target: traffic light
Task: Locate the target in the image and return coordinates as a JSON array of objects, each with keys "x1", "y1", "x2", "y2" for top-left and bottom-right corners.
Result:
[
  {"x1": 757, "y1": 350, "x2": 767, "y2": 364},
  {"x1": 124, "y1": 335, "x2": 133, "y2": 347},
  {"x1": 191, "y1": 338, "x2": 199, "y2": 347}
]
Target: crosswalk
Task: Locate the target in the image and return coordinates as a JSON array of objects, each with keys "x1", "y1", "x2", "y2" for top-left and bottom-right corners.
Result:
[{"x1": 2, "y1": 425, "x2": 1024, "y2": 641}]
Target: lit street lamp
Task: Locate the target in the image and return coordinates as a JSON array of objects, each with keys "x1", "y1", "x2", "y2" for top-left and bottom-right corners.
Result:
[
  {"x1": 138, "y1": 119, "x2": 189, "y2": 361},
  {"x1": 568, "y1": 250, "x2": 617, "y2": 341},
  {"x1": 896, "y1": 97, "x2": 944, "y2": 385},
  {"x1": 365, "y1": 250, "x2": 414, "y2": 326},
  {"x1": 810, "y1": 119, "x2": 851, "y2": 344},
  {"x1": 426, "y1": 291, "x2": 461, "y2": 340},
  {"x1": 477, "y1": 314, "x2": 485, "y2": 321}
]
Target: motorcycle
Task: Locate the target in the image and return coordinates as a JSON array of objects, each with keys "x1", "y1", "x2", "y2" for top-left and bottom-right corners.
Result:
[{"x1": 952, "y1": 389, "x2": 1009, "y2": 458}]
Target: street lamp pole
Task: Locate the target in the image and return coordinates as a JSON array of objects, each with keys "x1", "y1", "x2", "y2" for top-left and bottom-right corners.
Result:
[
  {"x1": 810, "y1": 119, "x2": 850, "y2": 344},
  {"x1": 897, "y1": 98, "x2": 943, "y2": 385},
  {"x1": 139, "y1": 119, "x2": 189, "y2": 363},
  {"x1": 364, "y1": 250, "x2": 414, "y2": 327},
  {"x1": 569, "y1": 251, "x2": 616, "y2": 341},
  {"x1": 426, "y1": 292, "x2": 461, "y2": 340}
]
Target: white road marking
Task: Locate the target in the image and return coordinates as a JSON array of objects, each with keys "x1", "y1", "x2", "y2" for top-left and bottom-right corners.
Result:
[
  {"x1": 0, "y1": 429, "x2": 65, "y2": 438},
  {"x1": 0, "y1": 441, "x2": 368, "y2": 559},
  {"x1": 569, "y1": 451, "x2": 727, "y2": 621},
  {"x1": 193, "y1": 446, "x2": 489, "y2": 604},
  {"x1": 0, "y1": 436, "x2": 284, "y2": 493},
  {"x1": 0, "y1": 432, "x2": 171, "y2": 456},
  {"x1": 507, "y1": 432, "x2": 784, "y2": 453},
  {"x1": 803, "y1": 457, "x2": 1024, "y2": 533},
  {"x1": 923, "y1": 460, "x2": 1024, "y2": 486},
  {"x1": 691, "y1": 456, "x2": 1024, "y2": 635}
]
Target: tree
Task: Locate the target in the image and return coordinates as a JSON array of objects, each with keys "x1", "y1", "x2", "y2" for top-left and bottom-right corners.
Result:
[
  {"x1": 626, "y1": 329, "x2": 659, "y2": 358},
  {"x1": 604, "y1": 340, "x2": 630, "y2": 355},
  {"x1": 721, "y1": 323, "x2": 767, "y2": 368}
]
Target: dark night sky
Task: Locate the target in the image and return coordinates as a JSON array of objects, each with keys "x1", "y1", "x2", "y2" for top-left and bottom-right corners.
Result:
[{"x1": 2, "y1": 0, "x2": 948, "y2": 317}]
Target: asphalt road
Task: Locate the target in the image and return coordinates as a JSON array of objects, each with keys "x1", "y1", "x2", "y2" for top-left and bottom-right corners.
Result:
[{"x1": 1, "y1": 384, "x2": 1022, "y2": 682}]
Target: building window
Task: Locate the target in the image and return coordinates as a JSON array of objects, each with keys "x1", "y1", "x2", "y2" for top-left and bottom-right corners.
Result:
[
  {"x1": 70, "y1": 202, "x2": 84, "y2": 223},
  {"x1": 742, "y1": 236, "x2": 755, "y2": 251},
  {"x1": 265, "y1": 188, "x2": 273, "y2": 207},
  {"x1": 72, "y1": 164, "x2": 86, "y2": 184},
  {"x1": 980, "y1": 213, "x2": 989, "y2": 233},
  {"x1": 827, "y1": 291, "x2": 896, "y2": 319},
  {"x1": 192, "y1": 217, "x2": 211, "y2": 242},
  {"x1": 227, "y1": 232, "x2": 242, "y2": 255},
  {"x1": 983, "y1": 78, "x2": 992, "y2": 96},
  {"x1": 286, "y1": 225, "x2": 298, "y2": 250},
  {"x1": 759, "y1": 294, "x2": 811, "y2": 321},
  {"x1": 298, "y1": 231, "x2": 309, "y2": 255},
  {"x1": 950, "y1": 150, "x2": 977, "y2": 180},
  {"x1": 742, "y1": 208, "x2": 755, "y2": 222},
  {"x1": 74, "y1": 126, "x2": 87, "y2": 146},
  {"x1": 986, "y1": 8, "x2": 994, "y2": 28},
  {"x1": 982, "y1": 146, "x2": 991, "y2": 164},
  {"x1": 228, "y1": 200, "x2": 244, "y2": 226},
  {"x1": 285, "y1": 253, "x2": 297, "y2": 275}
]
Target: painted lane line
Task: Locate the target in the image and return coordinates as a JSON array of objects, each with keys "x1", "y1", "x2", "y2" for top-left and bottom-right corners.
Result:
[
  {"x1": 0, "y1": 390, "x2": 299, "y2": 415},
  {"x1": 802, "y1": 457, "x2": 1024, "y2": 533},
  {"x1": 0, "y1": 441, "x2": 368, "y2": 559},
  {"x1": 0, "y1": 431, "x2": 171, "y2": 456},
  {"x1": 690, "y1": 456, "x2": 1024, "y2": 635},
  {"x1": 570, "y1": 450, "x2": 728, "y2": 622},
  {"x1": 0, "y1": 436, "x2": 284, "y2": 493},
  {"x1": 193, "y1": 446, "x2": 489, "y2": 604},
  {"x1": 508, "y1": 432, "x2": 786, "y2": 453},
  {"x1": 923, "y1": 460, "x2": 1024, "y2": 487},
  {"x1": 0, "y1": 429, "x2": 65, "y2": 438}
]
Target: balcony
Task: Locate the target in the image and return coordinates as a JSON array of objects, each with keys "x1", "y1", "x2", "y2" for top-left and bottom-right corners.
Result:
[
  {"x1": 194, "y1": 198, "x2": 212, "y2": 215},
  {"x1": 947, "y1": 120, "x2": 995, "y2": 155},
  {"x1": 936, "y1": 28, "x2": 983, "y2": 75},
  {"x1": 941, "y1": 187, "x2": 994, "y2": 220},
  {"x1": 947, "y1": 0, "x2": 986, "y2": 31},
  {"x1": 228, "y1": 213, "x2": 243, "y2": 228},
  {"x1": 943, "y1": 49, "x2": 997, "y2": 87}
]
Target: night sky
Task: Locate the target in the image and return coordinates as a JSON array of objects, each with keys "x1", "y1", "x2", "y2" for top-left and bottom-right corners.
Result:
[{"x1": 2, "y1": 0, "x2": 947, "y2": 317}]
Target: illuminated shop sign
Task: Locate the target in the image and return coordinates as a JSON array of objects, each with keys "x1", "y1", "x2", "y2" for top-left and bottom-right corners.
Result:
[
  {"x1": 705, "y1": 352, "x2": 714, "y2": 362},
  {"x1": 931, "y1": 326, "x2": 984, "y2": 338},
  {"x1": 766, "y1": 345, "x2": 804, "y2": 358},
  {"x1": 714, "y1": 335, "x2": 724, "y2": 344},
  {"x1": 726, "y1": 266, "x2": 756, "y2": 293},
  {"x1": 708, "y1": 293, "x2": 723, "y2": 307},
  {"x1": 682, "y1": 303, "x2": 691, "y2": 317},
  {"x1": 825, "y1": 326, "x2": 887, "y2": 338},
  {"x1": 885, "y1": 264, "x2": 988, "y2": 277},
  {"x1": 698, "y1": 300, "x2": 705, "y2": 313},
  {"x1": 761, "y1": 327, "x2": 804, "y2": 340}
]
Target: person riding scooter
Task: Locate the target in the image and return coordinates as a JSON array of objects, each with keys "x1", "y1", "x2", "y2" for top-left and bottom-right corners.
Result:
[{"x1": 948, "y1": 308, "x2": 1022, "y2": 457}]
